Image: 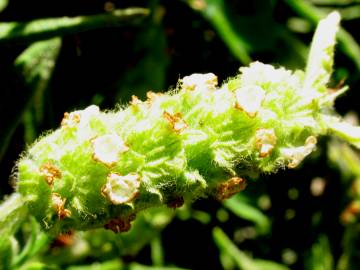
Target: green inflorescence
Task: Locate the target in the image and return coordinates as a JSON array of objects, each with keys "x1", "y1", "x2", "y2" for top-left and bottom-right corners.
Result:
[{"x1": 15, "y1": 12, "x2": 360, "y2": 234}]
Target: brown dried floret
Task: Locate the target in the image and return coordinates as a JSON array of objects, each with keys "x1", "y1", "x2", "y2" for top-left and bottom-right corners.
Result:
[
  {"x1": 51, "y1": 231, "x2": 75, "y2": 248},
  {"x1": 51, "y1": 193, "x2": 71, "y2": 219},
  {"x1": 130, "y1": 95, "x2": 142, "y2": 106},
  {"x1": 163, "y1": 111, "x2": 188, "y2": 133},
  {"x1": 215, "y1": 177, "x2": 247, "y2": 201},
  {"x1": 341, "y1": 201, "x2": 360, "y2": 224},
  {"x1": 255, "y1": 128, "x2": 277, "y2": 157},
  {"x1": 182, "y1": 73, "x2": 218, "y2": 91},
  {"x1": 104, "y1": 214, "x2": 136, "y2": 233},
  {"x1": 146, "y1": 91, "x2": 163, "y2": 103},
  {"x1": 166, "y1": 196, "x2": 185, "y2": 209},
  {"x1": 286, "y1": 136, "x2": 317, "y2": 168},
  {"x1": 61, "y1": 111, "x2": 81, "y2": 128},
  {"x1": 40, "y1": 161, "x2": 62, "y2": 186}
]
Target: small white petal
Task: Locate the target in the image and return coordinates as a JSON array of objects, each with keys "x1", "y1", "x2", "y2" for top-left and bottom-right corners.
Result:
[
  {"x1": 102, "y1": 173, "x2": 141, "y2": 205},
  {"x1": 92, "y1": 134, "x2": 129, "y2": 166},
  {"x1": 235, "y1": 85, "x2": 265, "y2": 117},
  {"x1": 182, "y1": 73, "x2": 218, "y2": 91}
]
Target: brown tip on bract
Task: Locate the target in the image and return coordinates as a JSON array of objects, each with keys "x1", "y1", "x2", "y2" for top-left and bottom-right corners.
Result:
[
  {"x1": 51, "y1": 193, "x2": 71, "y2": 219},
  {"x1": 163, "y1": 111, "x2": 188, "y2": 133},
  {"x1": 287, "y1": 136, "x2": 317, "y2": 168},
  {"x1": 61, "y1": 111, "x2": 81, "y2": 128},
  {"x1": 182, "y1": 73, "x2": 218, "y2": 91},
  {"x1": 102, "y1": 173, "x2": 141, "y2": 205},
  {"x1": 130, "y1": 95, "x2": 142, "y2": 106},
  {"x1": 104, "y1": 214, "x2": 136, "y2": 233},
  {"x1": 215, "y1": 177, "x2": 247, "y2": 201},
  {"x1": 92, "y1": 134, "x2": 129, "y2": 167},
  {"x1": 40, "y1": 161, "x2": 62, "y2": 186},
  {"x1": 146, "y1": 91, "x2": 163, "y2": 104},
  {"x1": 51, "y1": 231, "x2": 75, "y2": 248},
  {"x1": 166, "y1": 196, "x2": 185, "y2": 209},
  {"x1": 255, "y1": 128, "x2": 277, "y2": 157}
]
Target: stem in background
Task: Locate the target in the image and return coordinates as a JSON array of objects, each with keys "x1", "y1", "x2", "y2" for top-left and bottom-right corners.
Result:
[
  {"x1": 0, "y1": 38, "x2": 61, "y2": 162},
  {"x1": 284, "y1": 0, "x2": 360, "y2": 72},
  {"x1": 186, "y1": 0, "x2": 251, "y2": 64},
  {"x1": 0, "y1": 8, "x2": 149, "y2": 44}
]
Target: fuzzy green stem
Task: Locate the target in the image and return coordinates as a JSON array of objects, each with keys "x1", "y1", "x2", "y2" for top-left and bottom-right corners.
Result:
[{"x1": 0, "y1": 8, "x2": 149, "y2": 44}]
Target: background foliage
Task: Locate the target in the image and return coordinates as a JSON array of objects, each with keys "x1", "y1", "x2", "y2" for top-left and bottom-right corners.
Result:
[{"x1": 1, "y1": 0, "x2": 360, "y2": 269}]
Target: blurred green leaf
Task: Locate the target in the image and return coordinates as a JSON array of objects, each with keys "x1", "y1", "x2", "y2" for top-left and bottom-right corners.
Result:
[
  {"x1": 67, "y1": 260, "x2": 190, "y2": 270},
  {"x1": 275, "y1": 24, "x2": 308, "y2": 68},
  {"x1": 328, "y1": 139, "x2": 360, "y2": 179},
  {"x1": 253, "y1": 260, "x2": 290, "y2": 270},
  {"x1": 0, "y1": 0, "x2": 8, "y2": 13},
  {"x1": 0, "y1": 194, "x2": 28, "y2": 252},
  {"x1": 42, "y1": 208, "x2": 174, "y2": 265},
  {"x1": 66, "y1": 260, "x2": 123, "y2": 270},
  {"x1": 151, "y1": 235, "x2": 164, "y2": 267},
  {"x1": 0, "y1": 38, "x2": 61, "y2": 161},
  {"x1": 129, "y1": 264, "x2": 190, "y2": 270},
  {"x1": 222, "y1": 194, "x2": 271, "y2": 234},
  {"x1": 186, "y1": 0, "x2": 251, "y2": 64},
  {"x1": 213, "y1": 227, "x2": 289, "y2": 270},
  {"x1": 0, "y1": 8, "x2": 149, "y2": 44},
  {"x1": 12, "y1": 218, "x2": 50, "y2": 270},
  {"x1": 310, "y1": 0, "x2": 360, "y2": 4},
  {"x1": 320, "y1": 6, "x2": 360, "y2": 21},
  {"x1": 305, "y1": 235, "x2": 334, "y2": 270},
  {"x1": 326, "y1": 119, "x2": 360, "y2": 150},
  {"x1": 116, "y1": 4, "x2": 168, "y2": 102}
]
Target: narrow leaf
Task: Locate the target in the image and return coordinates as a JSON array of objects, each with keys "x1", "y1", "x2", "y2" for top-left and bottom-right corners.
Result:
[
  {"x1": 223, "y1": 195, "x2": 271, "y2": 234},
  {"x1": 213, "y1": 227, "x2": 290, "y2": 270},
  {"x1": 0, "y1": 8, "x2": 149, "y2": 44},
  {"x1": 0, "y1": 38, "x2": 61, "y2": 161}
]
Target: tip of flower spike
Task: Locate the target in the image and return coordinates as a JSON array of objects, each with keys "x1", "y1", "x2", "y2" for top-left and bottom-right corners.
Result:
[
  {"x1": 303, "y1": 11, "x2": 340, "y2": 91},
  {"x1": 327, "y1": 11, "x2": 341, "y2": 25}
]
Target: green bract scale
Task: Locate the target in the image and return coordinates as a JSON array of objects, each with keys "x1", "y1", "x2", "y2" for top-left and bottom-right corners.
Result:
[{"x1": 15, "y1": 12, "x2": 360, "y2": 234}]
